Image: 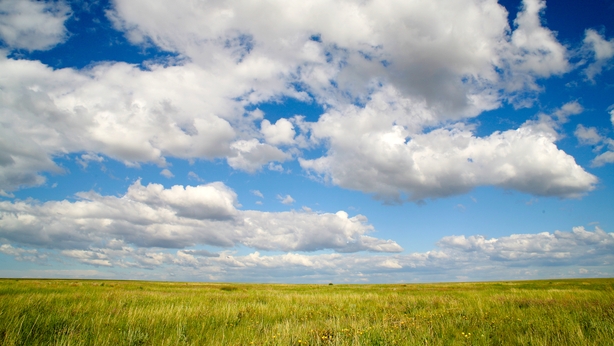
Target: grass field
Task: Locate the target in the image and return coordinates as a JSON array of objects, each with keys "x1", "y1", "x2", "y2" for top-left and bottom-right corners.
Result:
[{"x1": 0, "y1": 278, "x2": 612, "y2": 345}]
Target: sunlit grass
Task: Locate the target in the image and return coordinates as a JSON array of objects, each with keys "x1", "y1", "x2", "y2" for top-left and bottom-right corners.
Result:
[{"x1": 0, "y1": 278, "x2": 612, "y2": 345}]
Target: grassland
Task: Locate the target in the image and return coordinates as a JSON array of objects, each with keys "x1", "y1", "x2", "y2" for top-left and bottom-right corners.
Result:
[{"x1": 0, "y1": 278, "x2": 612, "y2": 345}]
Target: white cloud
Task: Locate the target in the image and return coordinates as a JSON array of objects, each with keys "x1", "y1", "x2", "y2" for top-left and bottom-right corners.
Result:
[
  {"x1": 553, "y1": 101, "x2": 583, "y2": 123},
  {"x1": 0, "y1": 190, "x2": 14, "y2": 198},
  {"x1": 0, "y1": 0, "x2": 70, "y2": 51},
  {"x1": 0, "y1": 0, "x2": 610, "y2": 283},
  {"x1": 575, "y1": 107, "x2": 614, "y2": 167},
  {"x1": 575, "y1": 125, "x2": 603, "y2": 146},
  {"x1": 227, "y1": 139, "x2": 290, "y2": 172},
  {"x1": 507, "y1": 0, "x2": 569, "y2": 78},
  {"x1": 277, "y1": 194, "x2": 295, "y2": 205},
  {"x1": 583, "y1": 29, "x2": 614, "y2": 81},
  {"x1": 0, "y1": 0, "x2": 591, "y2": 203},
  {"x1": 261, "y1": 118, "x2": 295, "y2": 146},
  {"x1": 0, "y1": 58, "x2": 249, "y2": 192},
  {"x1": 125, "y1": 180, "x2": 239, "y2": 220},
  {"x1": 251, "y1": 190, "x2": 264, "y2": 198},
  {"x1": 436, "y1": 226, "x2": 613, "y2": 264},
  {"x1": 0, "y1": 181, "x2": 400, "y2": 253},
  {"x1": 267, "y1": 162, "x2": 285, "y2": 172},
  {"x1": 61, "y1": 250, "x2": 112, "y2": 267},
  {"x1": 107, "y1": 0, "x2": 569, "y2": 116},
  {"x1": 2, "y1": 225, "x2": 610, "y2": 282},
  {"x1": 76, "y1": 152, "x2": 105, "y2": 169},
  {"x1": 160, "y1": 168, "x2": 174, "y2": 178},
  {"x1": 238, "y1": 210, "x2": 401, "y2": 252},
  {"x1": 592, "y1": 150, "x2": 614, "y2": 167},
  {"x1": 211, "y1": 225, "x2": 613, "y2": 281},
  {"x1": 187, "y1": 171, "x2": 204, "y2": 182},
  {"x1": 0, "y1": 244, "x2": 46, "y2": 263},
  {"x1": 301, "y1": 100, "x2": 597, "y2": 202}
]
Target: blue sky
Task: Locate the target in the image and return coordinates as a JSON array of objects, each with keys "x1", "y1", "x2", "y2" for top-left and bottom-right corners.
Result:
[{"x1": 0, "y1": 0, "x2": 613, "y2": 283}]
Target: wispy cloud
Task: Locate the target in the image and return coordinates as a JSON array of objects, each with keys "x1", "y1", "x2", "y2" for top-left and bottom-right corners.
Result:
[
  {"x1": 1, "y1": 225, "x2": 610, "y2": 282},
  {"x1": 160, "y1": 169, "x2": 174, "y2": 178},
  {"x1": 187, "y1": 171, "x2": 204, "y2": 182}
]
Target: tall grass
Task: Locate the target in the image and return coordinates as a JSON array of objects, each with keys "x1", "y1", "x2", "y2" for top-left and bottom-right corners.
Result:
[{"x1": 0, "y1": 279, "x2": 612, "y2": 345}]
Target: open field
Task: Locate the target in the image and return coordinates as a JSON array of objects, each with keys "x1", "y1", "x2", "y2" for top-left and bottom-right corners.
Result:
[{"x1": 0, "y1": 278, "x2": 612, "y2": 345}]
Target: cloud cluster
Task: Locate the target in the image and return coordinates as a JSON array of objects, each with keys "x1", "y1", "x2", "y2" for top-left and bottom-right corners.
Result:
[
  {"x1": 0, "y1": 0, "x2": 599, "y2": 201},
  {"x1": 437, "y1": 226, "x2": 613, "y2": 264},
  {"x1": 2, "y1": 223, "x2": 611, "y2": 282},
  {"x1": 109, "y1": 0, "x2": 568, "y2": 113},
  {"x1": 0, "y1": 244, "x2": 46, "y2": 263},
  {"x1": 301, "y1": 100, "x2": 597, "y2": 201},
  {"x1": 0, "y1": 55, "x2": 298, "y2": 194},
  {"x1": 575, "y1": 106, "x2": 614, "y2": 167},
  {"x1": 0, "y1": 180, "x2": 401, "y2": 253}
]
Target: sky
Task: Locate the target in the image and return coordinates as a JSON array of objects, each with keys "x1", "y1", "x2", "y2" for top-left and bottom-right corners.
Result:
[{"x1": 0, "y1": 0, "x2": 613, "y2": 283}]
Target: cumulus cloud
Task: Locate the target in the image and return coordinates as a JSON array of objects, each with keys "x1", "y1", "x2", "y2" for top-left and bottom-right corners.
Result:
[
  {"x1": 301, "y1": 100, "x2": 597, "y2": 202},
  {"x1": 124, "y1": 180, "x2": 239, "y2": 221},
  {"x1": 0, "y1": 0, "x2": 70, "y2": 51},
  {"x1": 0, "y1": 181, "x2": 400, "y2": 253},
  {"x1": 507, "y1": 0, "x2": 569, "y2": 78},
  {"x1": 107, "y1": 0, "x2": 568, "y2": 115},
  {"x1": 0, "y1": 57, "x2": 252, "y2": 192},
  {"x1": 261, "y1": 118, "x2": 295, "y2": 145}
]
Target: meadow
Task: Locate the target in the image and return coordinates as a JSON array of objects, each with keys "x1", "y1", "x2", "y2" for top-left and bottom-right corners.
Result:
[{"x1": 0, "y1": 278, "x2": 612, "y2": 345}]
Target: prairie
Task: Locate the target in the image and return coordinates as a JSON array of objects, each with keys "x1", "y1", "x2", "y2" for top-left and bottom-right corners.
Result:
[{"x1": 0, "y1": 278, "x2": 612, "y2": 345}]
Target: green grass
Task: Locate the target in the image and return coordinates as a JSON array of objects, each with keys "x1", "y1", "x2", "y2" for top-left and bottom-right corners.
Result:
[{"x1": 0, "y1": 278, "x2": 613, "y2": 345}]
